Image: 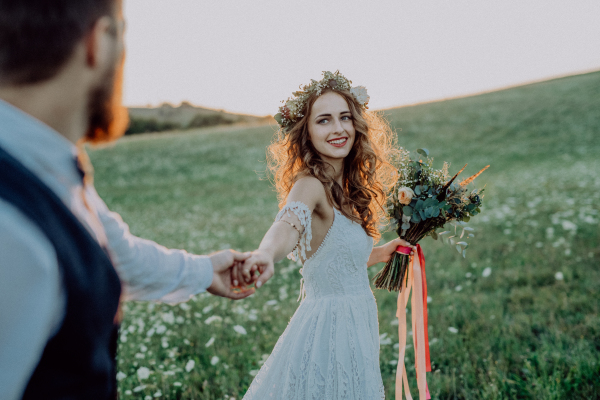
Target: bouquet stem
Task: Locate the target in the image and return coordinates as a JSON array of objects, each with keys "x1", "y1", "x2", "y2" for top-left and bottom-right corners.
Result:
[{"x1": 374, "y1": 252, "x2": 410, "y2": 292}]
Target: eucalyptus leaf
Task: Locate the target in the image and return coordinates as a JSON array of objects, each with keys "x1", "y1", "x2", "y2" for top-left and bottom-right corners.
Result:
[
  {"x1": 401, "y1": 223, "x2": 410, "y2": 230},
  {"x1": 416, "y1": 148, "x2": 430, "y2": 157},
  {"x1": 468, "y1": 233, "x2": 475, "y2": 238},
  {"x1": 402, "y1": 206, "x2": 413, "y2": 216},
  {"x1": 415, "y1": 186, "x2": 421, "y2": 196},
  {"x1": 463, "y1": 227, "x2": 475, "y2": 231},
  {"x1": 456, "y1": 245, "x2": 462, "y2": 254},
  {"x1": 432, "y1": 208, "x2": 440, "y2": 218},
  {"x1": 462, "y1": 249, "x2": 467, "y2": 258},
  {"x1": 438, "y1": 231, "x2": 450, "y2": 236},
  {"x1": 456, "y1": 241, "x2": 468, "y2": 246},
  {"x1": 411, "y1": 213, "x2": 421, "y2": 223},
  {"x1": 274, "y1": 112, "x2": 283, "y2": 124}
]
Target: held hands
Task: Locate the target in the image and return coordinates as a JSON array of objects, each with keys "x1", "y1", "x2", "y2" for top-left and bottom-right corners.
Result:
[
  {"x1": 207, "y1": 250, "x2": 256, "y2": 299},
  {"x1": 235, "y1": 249, "x2": 275, "y2": 289}
]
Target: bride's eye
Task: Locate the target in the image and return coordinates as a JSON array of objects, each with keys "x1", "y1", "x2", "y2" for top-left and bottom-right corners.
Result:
[
  {"x1": 341, "y1": 115, "x2": 352, "y2": 121},
  {"x1": 318, "y1": 118, "x2": 329, "y2": 124}
]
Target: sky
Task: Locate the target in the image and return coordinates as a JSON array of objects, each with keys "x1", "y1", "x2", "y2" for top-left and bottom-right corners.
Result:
[{"x1": 122, "y1": 0, "x2": 600, "y2": 116}]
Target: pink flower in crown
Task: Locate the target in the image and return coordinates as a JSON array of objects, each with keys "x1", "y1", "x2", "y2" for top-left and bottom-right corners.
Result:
[{"x1": 281, "y1": 105, "x2": 291, "y2": 120}]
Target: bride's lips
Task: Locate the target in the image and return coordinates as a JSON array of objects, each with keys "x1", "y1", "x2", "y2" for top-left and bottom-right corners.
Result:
[{"x1": 327, "y1": 137, "x2": 348, "y2": 148}]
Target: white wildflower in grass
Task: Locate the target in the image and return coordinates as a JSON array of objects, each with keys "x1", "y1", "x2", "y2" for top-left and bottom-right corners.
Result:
[
  {"x1": 391, "y1": 318, "x2": 399, "y2": 326},
  {"x1": 249, "y1": 370, "x2": 259, "y2": 376},
  {"x1": 210, "y1": 356, "x2": 219, "y2": 366},
  {"x1": 140, "y1": 345, "x2": 147, "y2": 352},
  {"x1": 135, "y1": 353, "x2": 145, "y2": 359},
  {"x1": 448, "y1": 327, "x2": 459, "y2": 334},
  {"x1": 561, "y1": 220, "x2": 577, "y2": 231},
  {"x1": 248, "y1": 310, "x2": 258, "y2": 321},
  {"x1": 465, "y1": 272, "x2": 472, "y2": 278},
  {"x1": 179, "y1": 303, "x2": 190, "y2": 311},
  {"x1": 173, "y1": 382, "x2": 182, "y2": 387},
  {"x1": 133, "y1": 385, "x2": 146, "y2": 393},
  {"x1": 389, "y1": 359, "x2": 398, "y2": 366},
  {"x1": 162, "y1": 311, "x2": 175, "y2": 324},
  {"x1": 185, "y1": 360, "x2": 195, "y2": 372},
  {"x1": 393, "y1": 343, "x2": 400, "y2": 349},
  {"x1": 265, "y1": 299, "x2": 278, "y2": 306},
  {"x1": 155, "y1": 325, "x2": 167, "y2": 334},
  {"x1": 146, "y1": 328, "x2": 155, "y2": 337},
  {"x1": 204, "y1": 315, "x2": 223, "y2": 325},
  {"x1": 555, "y1": 272, "x2": 564, "y2": 281},
  {"x1": 116, "y1": 371, "x2": 127, "y2": 381},
  {"x1": 503, "y1": 229, "x2": 512, "y2": 235},
  {"x1": 565, "y1": 248, "x2": 572, "y2": 256},
  {"x1": 427, "y1": 296, "x2": 432, "y2": 303},
  {"x1": 258, "y1": 354, "x2": 269, "y2": 366},
  {"x1": 429, "y1": 338, "x2": 439, "y2": 345},
  {"x1": 546, "y1": 227, "x2": 554, "y2": 239},
  {"x1": 145, "y1": 396, "x2": 152, "y2": 400},
  {"x1": 482, "y1": 267, "x2": 492, "y2": 277},
  {"x1": 379, "y1": 333, "x2": 392, "y2": 345},
  {"x1": 205, "y1": 336, "x2": 215, "y2": 347},
  {"x1": 161, "y1": 340, "x2": 169, "y2": 349},
  {"x1": 202, "y1": 305, "x2": 214, "y2": 314},
  {"x1": 153, "y1": 391, "x2": 162, "y2": 398},
  {"x1": 535, "y1": 242, "x2": 544, "y2": 248},
  {"x1": 233, "y1": 325, "x2": 247, "y2": 335},
  {"x1": 279, "y1": 286, "x2": 288, "y2": 300},
  {"x1": 455, "y1": 285, "x2": 463, "y2": 292},
  {"x1": 137, "y1": 367, "x2": 151, "y2": 380},
  {"x1": 125, "y1": 390, "x2": 132, "y2": 395}
]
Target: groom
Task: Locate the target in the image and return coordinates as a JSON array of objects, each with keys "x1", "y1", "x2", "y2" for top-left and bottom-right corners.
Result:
[{"x1": 0, "y1": 0, "x2": 254, "y2": 399}]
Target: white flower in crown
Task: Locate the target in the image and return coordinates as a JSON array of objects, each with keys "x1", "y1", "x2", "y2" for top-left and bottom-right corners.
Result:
[{"x1": 350, "y1": 86, "x2": 370, "y2": 107}]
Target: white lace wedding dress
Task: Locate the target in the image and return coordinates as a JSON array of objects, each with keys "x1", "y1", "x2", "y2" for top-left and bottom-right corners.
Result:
[{"x1": 243, "y1": 202, "x2": 385, "y2": 399}]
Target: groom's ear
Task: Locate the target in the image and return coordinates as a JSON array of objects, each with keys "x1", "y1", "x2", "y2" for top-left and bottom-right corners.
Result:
[{"x1": 84, "y1": 16, "x2": 122, "y2": 70}]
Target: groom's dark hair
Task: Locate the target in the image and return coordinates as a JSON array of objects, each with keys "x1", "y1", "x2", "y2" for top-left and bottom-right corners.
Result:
[{"x1": 0, "y1": 0, "x2": 119, "y2": 85}]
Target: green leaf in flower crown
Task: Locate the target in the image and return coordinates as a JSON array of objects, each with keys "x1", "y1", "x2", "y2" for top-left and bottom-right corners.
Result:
[
  {"x1": 417, "y1": 148, "x2": 430, "y2": 157},
  {"x1": 422, "y1": 185, "x2": 429, "y2": 192},
  {"x1": 402, "y1": 206, "x2": 413, "y2": 216},
  {"x1": 414, "y1": 186, "x2": 421, "y2": 196},
  {"x1": 432, "y1": 207, "x2": 440, "y2": 218},
  {"x1": 419, "y1": 209, "x2": 426, "y2": 220},
  {"x1": 274, "y1": 112, "x2": 283, "y2": 125},
  {"x1": 411, "y1": 213, "x2": 421, "y2": 223}
]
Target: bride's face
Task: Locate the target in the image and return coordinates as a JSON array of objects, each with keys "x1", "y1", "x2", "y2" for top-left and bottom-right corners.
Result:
[{"x1": 307, "y1": 91, "x2": 356, "y2": 166}]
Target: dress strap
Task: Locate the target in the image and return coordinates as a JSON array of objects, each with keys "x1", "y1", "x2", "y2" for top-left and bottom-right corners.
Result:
[{"x1": 275, "y1": 201, "x2": 312, "y2": 262}]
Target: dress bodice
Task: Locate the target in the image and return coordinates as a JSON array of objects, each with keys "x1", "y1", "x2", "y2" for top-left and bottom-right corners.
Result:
[{"x1": 276, "y1": 203, "x2": 374, "y2": 300}]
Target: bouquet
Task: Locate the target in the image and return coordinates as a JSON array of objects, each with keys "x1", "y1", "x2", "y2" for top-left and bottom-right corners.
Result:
[{"x1": 374, "y1": 148, "x2": 489, "y2": 292}]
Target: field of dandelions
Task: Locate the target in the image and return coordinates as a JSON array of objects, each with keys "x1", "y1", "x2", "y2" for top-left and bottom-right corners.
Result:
[{"x1": 90, "y1": 71, "x2": 600, "y2": 399}]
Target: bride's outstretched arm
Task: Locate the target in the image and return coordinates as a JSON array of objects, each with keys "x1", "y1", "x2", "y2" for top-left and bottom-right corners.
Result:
[
  {"x1": 367, "y1": 237, "x2": 416, "y2": 268},
  {"x1": 239, "y1": 177, "x2": 324, "y2": 288}
]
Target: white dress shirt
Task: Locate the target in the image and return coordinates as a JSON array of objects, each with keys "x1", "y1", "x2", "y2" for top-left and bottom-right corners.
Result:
[{"x1": 0, "y1": 99, "x2": 214, "y2": 400}]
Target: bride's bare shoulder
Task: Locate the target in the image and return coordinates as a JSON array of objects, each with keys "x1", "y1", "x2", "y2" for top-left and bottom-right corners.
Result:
[{"x1": 286, "y1": 175, "x2": 327, "y2": 211}]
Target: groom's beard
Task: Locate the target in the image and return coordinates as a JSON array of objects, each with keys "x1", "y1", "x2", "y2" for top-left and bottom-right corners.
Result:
[{"x1": 85, "y1": 55, "x2": 129, "y2": 144}]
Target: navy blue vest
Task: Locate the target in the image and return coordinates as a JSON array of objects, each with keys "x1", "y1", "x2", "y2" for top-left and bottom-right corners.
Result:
[{"x1": 0, "y1": 145, "x2": 121, "y2": 400}]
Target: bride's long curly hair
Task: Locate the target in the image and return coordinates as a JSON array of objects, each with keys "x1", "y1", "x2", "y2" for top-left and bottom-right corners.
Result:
[{"x1": 267, "y1": 88, "x2": 401, "y2": 241}]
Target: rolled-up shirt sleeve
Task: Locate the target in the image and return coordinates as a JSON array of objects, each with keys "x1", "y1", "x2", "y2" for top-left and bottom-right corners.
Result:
[{"x1": 87, "y1": 188, "x2": 213, "y2": 304}]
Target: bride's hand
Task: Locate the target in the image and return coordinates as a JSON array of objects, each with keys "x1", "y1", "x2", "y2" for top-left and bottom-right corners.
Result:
[{"x1": 380, "y1": 238, "x2": 416, "y2": 261}]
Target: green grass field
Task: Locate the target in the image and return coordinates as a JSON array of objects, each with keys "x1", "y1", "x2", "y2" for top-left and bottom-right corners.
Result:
[{"x1": 89, "y1": 71, "x2": 600, "y2": 399}]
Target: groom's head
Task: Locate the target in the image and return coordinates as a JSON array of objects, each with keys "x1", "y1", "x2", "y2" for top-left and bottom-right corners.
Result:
[{"x1": 0, "y1": 0, "x2": 128, "y2": 143}]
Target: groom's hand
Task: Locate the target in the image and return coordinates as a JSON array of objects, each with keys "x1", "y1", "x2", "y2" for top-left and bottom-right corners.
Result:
[{"x1": 207, "y1": 250, "x2": 255, "y2": 299}]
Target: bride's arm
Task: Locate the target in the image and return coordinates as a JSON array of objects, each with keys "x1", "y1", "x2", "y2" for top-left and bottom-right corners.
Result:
[
  {"x1": 367, "y1": 238, "x2": 416, "y2": 268},
  {"x1": 240, "y1": 177, "x2": 324, "y2": 288}
]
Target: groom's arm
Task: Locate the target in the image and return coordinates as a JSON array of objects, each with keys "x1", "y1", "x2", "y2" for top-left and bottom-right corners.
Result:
[{"x1": 87, "y1": 186, "x2": 247, "y2": 303}]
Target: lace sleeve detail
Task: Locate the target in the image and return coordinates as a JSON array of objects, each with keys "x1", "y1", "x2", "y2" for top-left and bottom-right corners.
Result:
[{"x1": 275, "y1": 201, "x2": 312, "y2": 261}]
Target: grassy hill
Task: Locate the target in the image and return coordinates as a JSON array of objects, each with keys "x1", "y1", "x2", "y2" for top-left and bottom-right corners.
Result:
[
  {"x1": 126, "y1": 102, "x2": 272, "y2": 134},
  {"x1": 90, "y1": 71, "x2": 600, "y2": 399}
]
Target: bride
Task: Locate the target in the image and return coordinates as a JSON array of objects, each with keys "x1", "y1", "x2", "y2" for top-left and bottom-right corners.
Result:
[{"x1": 239, "y1": 71, "x2": 415, "y2": 399}]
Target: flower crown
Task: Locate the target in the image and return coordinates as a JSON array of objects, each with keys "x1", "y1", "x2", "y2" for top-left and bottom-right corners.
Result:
[{"x1": 274, "y1": 70, "x2": 370, "y2": 131}]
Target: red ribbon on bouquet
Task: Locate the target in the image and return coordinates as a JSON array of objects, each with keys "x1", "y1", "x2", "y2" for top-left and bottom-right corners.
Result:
[{"x1": 394, "y1": 244, "x2": 431, "y2": 400}]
